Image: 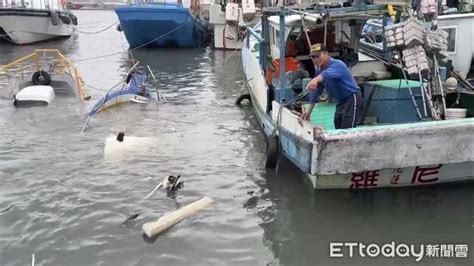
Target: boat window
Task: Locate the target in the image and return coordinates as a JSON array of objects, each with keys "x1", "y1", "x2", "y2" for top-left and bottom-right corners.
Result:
[
  {"x1": 441, "y1": 27, "x2": 456, "y2": 53},
  {"x1": 275, "y1": 29, "x2": 280, "y2": 47}
]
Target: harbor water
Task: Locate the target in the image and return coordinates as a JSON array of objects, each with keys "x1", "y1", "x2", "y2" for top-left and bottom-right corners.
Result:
[{"x1": 0, "y1": 10, "x2": 472, "y2": 266}]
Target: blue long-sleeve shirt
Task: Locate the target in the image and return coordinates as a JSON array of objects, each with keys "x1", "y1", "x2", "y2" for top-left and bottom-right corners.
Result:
[{"x1": 309, "y1": 58, "x2": 359, "y2": 103}]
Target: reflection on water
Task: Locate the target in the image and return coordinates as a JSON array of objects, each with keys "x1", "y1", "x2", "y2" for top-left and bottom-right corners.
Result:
[{"x1": 257, "y1": 157, "x2": 473, "y2": 266}]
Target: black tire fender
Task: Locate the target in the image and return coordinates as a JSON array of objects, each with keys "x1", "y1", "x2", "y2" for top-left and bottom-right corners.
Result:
[
  {"x1": 265, "y1": 134, "x2": 279, "y2": 168},
  {"x1": 235, "y1": 93, "x2": 251, "y2": 105},
  {"x1": 32, "y1": 71, "x2": 51, "y2": 86}
]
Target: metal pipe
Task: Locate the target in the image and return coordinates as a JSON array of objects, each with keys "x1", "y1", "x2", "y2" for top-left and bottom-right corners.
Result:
[
  {"x1": 300, "y1": 14, "x2": 312, "y2": 51},
  {"x1": 323, "y1": 10, "x2": 328, "y2": 46},
  {"x1": 419, "y1": 71, "x2": 440, "y2": 120},
  {"x1": 418, "y1": 71, "x2": 428, "y2": 117},
  {"x1": 398, "y1": 57, "x2": 423, "y2": 120},
  {"x1": 247, "y1": 27, "x2": 264, "y2": 43},
  {"x1": 278, "y1": 7, "x2": 286, "y2": 102},
  {"x1": 433, "y1": 56, "x2": 447, "y2": 117}
]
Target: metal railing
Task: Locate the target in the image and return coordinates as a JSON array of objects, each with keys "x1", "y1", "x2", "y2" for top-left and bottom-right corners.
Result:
[{"x1": 0, "y1": 49, "x2": 86, "y2": 102}]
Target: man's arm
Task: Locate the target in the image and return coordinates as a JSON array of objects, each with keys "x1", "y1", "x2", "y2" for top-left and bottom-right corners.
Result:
[
  {"x1": 302, "y1": 80, "x2": 324, "y2": 120},
  {"x1": 307, "y1": 75, "x2": 324, "y2": 90}
]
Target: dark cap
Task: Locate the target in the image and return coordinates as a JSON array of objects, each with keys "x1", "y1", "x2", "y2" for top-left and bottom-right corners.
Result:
[{"x1": 310, "y1": 43, "x2": 328, "y2": 56}]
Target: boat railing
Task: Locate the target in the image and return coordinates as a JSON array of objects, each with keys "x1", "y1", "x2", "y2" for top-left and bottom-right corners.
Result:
[{"x1": 0, "y1": 49, "x2": 86, "y2": 102}]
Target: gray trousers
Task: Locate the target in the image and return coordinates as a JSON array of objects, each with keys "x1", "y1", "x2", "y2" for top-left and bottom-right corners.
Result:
[{"x1": 334, "y1": 91, "x2": 363, "y2": 129}]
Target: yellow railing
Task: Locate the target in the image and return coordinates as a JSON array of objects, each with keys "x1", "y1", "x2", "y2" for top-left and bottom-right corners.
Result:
[{"x1": 0, "y1": 49, "x2": 86, "y2": 102}]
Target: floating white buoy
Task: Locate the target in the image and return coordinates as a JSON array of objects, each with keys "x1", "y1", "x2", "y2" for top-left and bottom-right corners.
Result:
[
  {"x1": 142, "y1": 196, "x2": 214, "y2": 238},
  {"x1": 103, "y1": 132, "x2": 156, "y2": 159}
]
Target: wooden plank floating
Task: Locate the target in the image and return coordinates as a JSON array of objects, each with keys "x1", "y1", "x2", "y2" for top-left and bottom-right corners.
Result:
[{"x1": 142, "y1": 196, "x2": 214, "y2": 238}]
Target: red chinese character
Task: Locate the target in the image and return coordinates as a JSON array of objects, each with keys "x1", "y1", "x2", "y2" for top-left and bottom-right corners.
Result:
[
  {"x1": 411, "y1": 164, "x2": 442, "y2": 184},
  {"x1": 350, "y1": 171, "x2": 379, "y2": 188}
]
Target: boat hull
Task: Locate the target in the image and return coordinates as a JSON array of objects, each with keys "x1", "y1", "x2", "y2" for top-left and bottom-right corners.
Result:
[
  {"x1": 0, "y1": 9, "x2": 74, "y2": 44},
  {"x1": 115, "y1": 4, "x2": 208, "y2": 48},
  {"x1": 314, "y1": 162, "x2": 474, "y2": 189},
  {"x1": 88, "y1": 72, "x2": 155, "y2": 116}
]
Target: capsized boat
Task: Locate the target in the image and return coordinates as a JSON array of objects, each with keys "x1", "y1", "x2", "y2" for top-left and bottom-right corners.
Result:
[
  {"x1": 0, "y1": 49, "x2": 87, "y2": 106},
  {"x1": 241, "y1": 5, "x2": 473, "y2": 189},
  {"x1": 87, "y1": 70, "x2": 158, "y2": 116},
  {"x1": 0, "y1": 1, "x2": 77, "y2": 44}
]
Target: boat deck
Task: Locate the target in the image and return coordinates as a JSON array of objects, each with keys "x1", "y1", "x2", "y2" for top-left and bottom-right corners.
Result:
[{"x1": 307, "y1": 102, "x2": 474, "y2": 133}]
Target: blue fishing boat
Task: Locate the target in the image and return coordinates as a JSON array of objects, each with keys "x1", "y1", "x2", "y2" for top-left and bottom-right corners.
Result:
[
  {"x1": 115, "y1": 2, "x2": 208, "y2": 48},
  {"x1": 88, "y1": 71, "x2": 157, "y2": 116}
]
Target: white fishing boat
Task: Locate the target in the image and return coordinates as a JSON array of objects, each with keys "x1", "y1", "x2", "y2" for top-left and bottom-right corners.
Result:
[
  {"x1": 241, "y1": 5, "x2": 473, "y2": 189},
  {"x1": 0, "y1": 0, "x2": 77, "y2": 44}
]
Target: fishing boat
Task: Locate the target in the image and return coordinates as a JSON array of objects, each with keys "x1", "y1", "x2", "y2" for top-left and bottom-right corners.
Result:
[
  {"x1": 0, "y1": 49, "x2": 87, "y2": 106},
  {"x1": 87, "y1": 69, "x2": 159, "y2": 116},
  {"x1": 0, "y1": 0, "x2": 77, "y2": 44},
  {"x1": 115, "y1": 0, "x2": 209, "y2": 48},
  {"x1": 241, "y1": 5, "x2": 473, "y2": 189}
]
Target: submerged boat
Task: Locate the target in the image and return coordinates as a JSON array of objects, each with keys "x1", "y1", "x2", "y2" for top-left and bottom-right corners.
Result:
[
  {"x1": 241, "y1": 5, "x2": 473, "y2": 189},
  {"x1": 115, "y1": 0, "x2": 208, "y2": 48},
  {"x1": 87, "y1": 70, "x2": 158, "y2": 116},
  {"x1": 0, "y1": 49, "x2": 87, "y2": 106},
  {"x1": 0, "y1": 1, "x2": 77, "y2": 44}
]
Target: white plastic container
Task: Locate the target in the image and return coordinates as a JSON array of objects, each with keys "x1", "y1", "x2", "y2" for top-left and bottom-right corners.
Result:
[
  {"x1": 446, "y1": 108, "x2": 467, "y2": 120},
  {"x1": 225, "y1": 3, "x2": 239, "y2": 22}
]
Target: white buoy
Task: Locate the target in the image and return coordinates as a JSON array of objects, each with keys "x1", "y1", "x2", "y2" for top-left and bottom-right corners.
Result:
[
  {"x1": 142, "y1": 196, "x2": 214, "y2": 238},
  {"x1": 103, "y1": 132, "x2": 156, "y2": 159}
]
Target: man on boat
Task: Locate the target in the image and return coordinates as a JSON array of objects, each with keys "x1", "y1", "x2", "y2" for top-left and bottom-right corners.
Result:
[{"x1": 301, "y1": 43, "x2": 363, "y2": 129}]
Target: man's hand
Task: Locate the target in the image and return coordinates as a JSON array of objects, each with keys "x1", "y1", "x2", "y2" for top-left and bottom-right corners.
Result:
[
  {"x1": 307, "y1": 75, "x2": 323, "y2": 90},
  {"x1": 301, "y1": 111, "x2": 311, "y2": 120}
]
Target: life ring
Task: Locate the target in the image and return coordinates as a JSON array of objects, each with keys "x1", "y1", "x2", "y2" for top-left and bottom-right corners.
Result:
[
  {"x1": 32, "y1": 71, "x2": 51, "y2": 85},
  {"x1": 265, "y1": 133, "x2": 279, "y2": 168}
]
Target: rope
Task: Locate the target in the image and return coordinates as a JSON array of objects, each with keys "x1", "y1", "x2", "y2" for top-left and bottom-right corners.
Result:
[
  {"x1": 75, "y1": 22, "x2": 118, "y2": 34},
  {"x1": 223, "y1": 41, "x2": 245, "y2": 64},
  {"x1": 77, "y1": 19, "x2": 118, "y2": 26},
  {"x1": 130, "y1": 19, "x2": 191, "y2": 51},
  {"x1": 83, "y1": 80, "x2": 123, "y2": 92},
  {"x1": 74, "y1": 16, "x2": 192, "y2": 62},
  {"x1": 73, "y1": 52, "x2": 123, "y2": 63}
]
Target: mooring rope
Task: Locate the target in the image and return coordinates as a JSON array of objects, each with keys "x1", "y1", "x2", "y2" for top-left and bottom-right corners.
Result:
[{"x1": 75, "y1": 21, "x2": 118, "y2": 34}]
